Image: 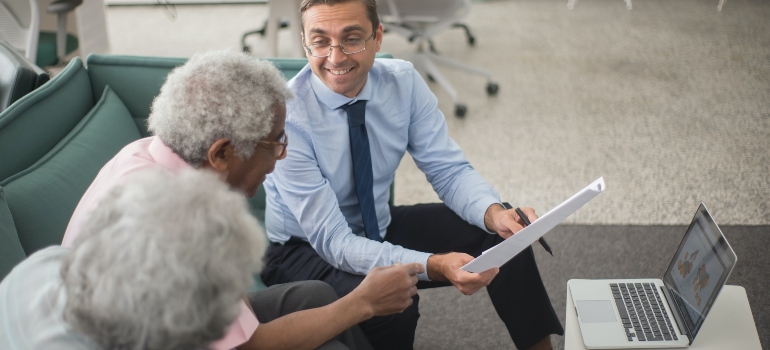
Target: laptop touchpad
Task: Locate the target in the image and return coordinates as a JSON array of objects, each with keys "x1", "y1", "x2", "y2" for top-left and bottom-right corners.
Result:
[{"x1": 577, "y1": 300, "x2": 617, "y2": 323}]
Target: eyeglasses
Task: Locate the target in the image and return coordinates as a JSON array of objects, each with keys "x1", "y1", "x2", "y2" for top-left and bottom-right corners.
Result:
[
  {"x1": 257, "y1": 133, "x2": 288, "y2": 158},
  {"x1": 304, "y1": 32, "x2": 376, "y2": 58}
]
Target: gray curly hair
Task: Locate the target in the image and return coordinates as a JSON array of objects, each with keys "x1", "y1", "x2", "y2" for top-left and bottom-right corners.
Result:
[
  {"x1": 61, "y1": 169, "x2": 265, "y2": 350},
  {"x1": 148, "y1": 50, "x2": 292, "y2": 167}
]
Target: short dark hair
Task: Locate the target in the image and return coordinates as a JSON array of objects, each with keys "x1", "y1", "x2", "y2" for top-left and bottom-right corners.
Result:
[{"x1": 300, "y1": 0, "x2": 380, "y2": 34}]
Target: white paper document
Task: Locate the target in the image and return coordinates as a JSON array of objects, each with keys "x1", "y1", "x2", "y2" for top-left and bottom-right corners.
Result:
[{"x1": 461, "y1": 177, "x2": 605, "y2": 273}]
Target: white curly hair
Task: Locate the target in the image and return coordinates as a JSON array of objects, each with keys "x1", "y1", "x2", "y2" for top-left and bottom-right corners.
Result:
[
  {"x1": 148, "y1": 50, "x2": 292, "y2": 166},
  {"x1": 61, "y1": 168, "x2": 265, "y2": 350}
]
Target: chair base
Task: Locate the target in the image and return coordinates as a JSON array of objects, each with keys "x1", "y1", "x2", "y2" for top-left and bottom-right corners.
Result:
[{"x1": 405, "y1": 51, "x2": 498, "y2": 118}]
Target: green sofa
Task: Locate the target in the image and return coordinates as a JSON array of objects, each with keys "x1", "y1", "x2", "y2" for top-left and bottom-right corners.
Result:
[{"x1": 0, "y1": 54, "x2": 315, "y2": 288}]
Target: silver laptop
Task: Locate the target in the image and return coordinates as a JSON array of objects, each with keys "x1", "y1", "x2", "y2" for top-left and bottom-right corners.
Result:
[{"x1": 568, "y1": 203, "x2": 737, "y2": 349}]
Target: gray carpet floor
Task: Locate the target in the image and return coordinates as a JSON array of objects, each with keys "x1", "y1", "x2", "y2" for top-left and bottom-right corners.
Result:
[{"x1": 81, "y1": 0, "x2": 770, "y2": 348}]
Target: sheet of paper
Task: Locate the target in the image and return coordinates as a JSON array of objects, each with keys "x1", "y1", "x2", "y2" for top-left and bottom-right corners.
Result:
[{"x1": 461, "y1": 177, "x2": 605, "y2": 273}]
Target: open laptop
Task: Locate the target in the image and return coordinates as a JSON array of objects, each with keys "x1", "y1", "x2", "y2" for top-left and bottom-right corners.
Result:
[{"x1": 568, "y1": 203, "x2": 737, "y2": 349}]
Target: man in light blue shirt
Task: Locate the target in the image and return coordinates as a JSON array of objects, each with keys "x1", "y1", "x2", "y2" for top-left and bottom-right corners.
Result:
[{"x1": 261, "y1": 1, "x2": 563, "y2": 349}]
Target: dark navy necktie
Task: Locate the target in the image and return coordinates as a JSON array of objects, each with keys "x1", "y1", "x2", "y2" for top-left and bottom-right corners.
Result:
[{"x1": 342, "y1": 100, "x2": 381, "y2": 242}]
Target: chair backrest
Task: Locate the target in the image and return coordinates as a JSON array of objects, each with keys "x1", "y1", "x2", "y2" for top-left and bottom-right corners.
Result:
[
  {"x1": 0, "y1": 40, "x2": 49, "y2": 111},
  {"x1": 377, "y1": 0, "x2": 470, "y2": 39},
  {"x1": 0, "y1": 0, "x2": 39, "y2": 62}
]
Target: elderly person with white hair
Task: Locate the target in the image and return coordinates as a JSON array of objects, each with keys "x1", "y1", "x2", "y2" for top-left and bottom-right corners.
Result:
[
  {"x1": 0, "y1": 169, "x2": 264, "y2": 349},
  {"x1": 58, "y1": 50, "x2": 423, "y2": 350}
]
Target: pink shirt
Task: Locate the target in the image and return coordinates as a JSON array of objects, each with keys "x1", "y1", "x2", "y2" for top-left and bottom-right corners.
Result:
[{"x1": 62, "y1": 136, "x2": 259, "y2": 350}]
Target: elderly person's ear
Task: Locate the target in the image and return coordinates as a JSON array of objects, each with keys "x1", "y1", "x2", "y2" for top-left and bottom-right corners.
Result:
[{"x1": 206, "y1": 138, "x2": 234, "y2": 171}]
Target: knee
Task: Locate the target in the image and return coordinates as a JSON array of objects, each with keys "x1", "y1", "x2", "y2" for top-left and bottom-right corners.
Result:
[
  {"x1": 362, "y1": 294, "x2": 420, "y2": 330},
  {"x1": 289, "y1": 280, "x2": 340, "y2": 308}
]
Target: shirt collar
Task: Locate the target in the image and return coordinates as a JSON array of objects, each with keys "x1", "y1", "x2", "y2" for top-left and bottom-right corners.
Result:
[
  {"x1": 149, "y1": 136, "x2": 193, "y2": 170},
  {"x1": 309, "y1": 70, "x2": 373, "y2": 110}
]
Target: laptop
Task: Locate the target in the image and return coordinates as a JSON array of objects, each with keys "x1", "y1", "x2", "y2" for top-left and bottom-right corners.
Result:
[{"x1": 568, "y1": 203, "x2": 737, "y2": 349}]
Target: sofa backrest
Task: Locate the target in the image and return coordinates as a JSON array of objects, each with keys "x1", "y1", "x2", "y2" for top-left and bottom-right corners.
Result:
[
  {"x1": 0, "y1": 57, "x2": 142, "y2": 279},
  {"x1": 0, "y1": 77, "x2": 142, "y2": 258},
  {"x1": 0, "y1": 57, "x2": 93, "y2": 181},
  {"x1": 86, "y1": 55, "x2": 186, "y2": 136}
]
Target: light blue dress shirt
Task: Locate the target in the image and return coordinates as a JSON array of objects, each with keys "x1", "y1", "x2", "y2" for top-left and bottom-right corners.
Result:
[{"x1": 264, "y1": 59, "x2": 501, "y2": 281}]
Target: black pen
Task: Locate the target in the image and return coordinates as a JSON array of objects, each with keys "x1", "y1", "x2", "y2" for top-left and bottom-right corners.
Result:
[{"x1": 502, "y1": 203, "x2": 554, "y2": 256}]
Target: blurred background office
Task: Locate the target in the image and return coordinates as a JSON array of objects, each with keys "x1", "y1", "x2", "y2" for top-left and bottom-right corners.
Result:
[{"x1": 2, "y1": 0, "x2": 767, "y2": 349}]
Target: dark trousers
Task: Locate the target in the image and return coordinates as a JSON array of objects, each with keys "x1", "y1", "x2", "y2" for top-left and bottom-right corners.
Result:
[
  {"x1": 247, "y1": 281, "x2": 374, "y2": 350},
  {"x1": 261, "y1": 203, "x2": 564, "y2": 350}
]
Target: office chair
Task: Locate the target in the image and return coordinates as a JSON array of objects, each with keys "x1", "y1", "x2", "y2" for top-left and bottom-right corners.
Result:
[
  {"x1": 241, "y1": 0, "x2": 303, "y2": 57},
  {"x1": 378, "y1": 0, "x2": 498, "y2": 118},
  {"x1": 0, "y1": 0, "x2": 81, "y2": 67},
  {"x1": 0, "y1": 40, "x2": 50, "y2": 111}
]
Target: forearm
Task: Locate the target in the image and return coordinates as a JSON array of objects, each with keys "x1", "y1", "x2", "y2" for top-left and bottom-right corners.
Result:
[
  {"x1": 318, "y1": 233, "x2": 431, "y2": 280},
  {"x1": 239, "y1": 293, "x2": 372, "y2": 350}
]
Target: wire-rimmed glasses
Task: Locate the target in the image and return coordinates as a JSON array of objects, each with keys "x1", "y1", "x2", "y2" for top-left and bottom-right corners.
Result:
[{"x1": 304, "y1": 32, "x2": 376, "y2": 58}]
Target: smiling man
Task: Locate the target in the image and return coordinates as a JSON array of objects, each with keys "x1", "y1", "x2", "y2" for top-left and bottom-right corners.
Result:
[{"x1": 260, "y1": 1, "x2": 564, "y2": 350}]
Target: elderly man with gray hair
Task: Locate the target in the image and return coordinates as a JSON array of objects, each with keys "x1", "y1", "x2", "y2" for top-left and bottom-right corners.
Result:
[
  {"x1": 0, "y1": 169, "x2": 264, "y2": 349},
  {"x1": 56, "y1": 50, "x2": 423, "y2": 350}
]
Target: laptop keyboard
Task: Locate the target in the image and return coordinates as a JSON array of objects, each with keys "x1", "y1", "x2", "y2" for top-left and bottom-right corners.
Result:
[{"x1": 610, "y1": 282, "x2": 679, "y2": 342}]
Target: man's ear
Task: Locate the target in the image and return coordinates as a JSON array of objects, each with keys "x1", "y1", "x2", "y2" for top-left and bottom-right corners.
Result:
[
  {"x1": 375, "y1": 23, "x2": 384, "y2": 52},
  {"x1": 206, "y1": 138, "x2": 232, "y2": 172}
]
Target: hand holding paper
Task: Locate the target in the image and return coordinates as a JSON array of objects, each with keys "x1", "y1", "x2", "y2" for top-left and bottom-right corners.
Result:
[{"x1": 461, "y1": 177, "x2": 605, "y2": 273}]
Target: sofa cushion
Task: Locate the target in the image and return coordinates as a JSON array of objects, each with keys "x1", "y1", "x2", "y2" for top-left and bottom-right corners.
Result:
[
  {"x1": 87, "y1": 55, "x2": 187, "y2": 136},
  {"x1": 0, "y1": 57, "x2": 93, "y2": 181},
  {"x1": 0, "y1": 187, "x2": 27, "y2": 281},
  {"x1": 0, "y1": 86, "x2": 142, "y2": 255}
]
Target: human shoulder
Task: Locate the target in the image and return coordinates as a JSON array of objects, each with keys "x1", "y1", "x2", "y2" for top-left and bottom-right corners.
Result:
[
  {"x1": 371, "y1": 58, "x2": 418, "y2": 80},
  {"x1": 285, "y1": 64, "x2": 314, "y2": 104},
  {"x1": 5, "y1": 246, "x2": 69, "y2": 277}
]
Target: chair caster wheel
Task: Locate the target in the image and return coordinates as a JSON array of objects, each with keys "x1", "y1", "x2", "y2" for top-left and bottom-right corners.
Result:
[
  {"x1": 427, "y1": 74, "x2": 435, "y2": 82},
  {"x1": 455, "y1": 104, "x2": 467, "y2": 118},
  {"x1": 486, "y1": 82, "x2": 499, "y2": 95},
  {"x1": 468, "y1": 36, "x2": 476, "y2": 46},
  {"x1": 242, "y1": 46, "x2": 251, "y2": 53}
]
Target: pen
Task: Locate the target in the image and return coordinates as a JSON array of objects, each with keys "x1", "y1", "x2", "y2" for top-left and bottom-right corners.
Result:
[{"x1": 502, "y1": 203, "x2": 554, "y2": 256}]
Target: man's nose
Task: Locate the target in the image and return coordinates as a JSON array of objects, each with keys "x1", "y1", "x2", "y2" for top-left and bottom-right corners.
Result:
[{"x1": 327, "y1": 45, "x2": 347, "y2": 65}]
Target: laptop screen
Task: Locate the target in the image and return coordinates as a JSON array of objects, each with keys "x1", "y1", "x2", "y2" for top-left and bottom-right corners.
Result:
[{"x1": 662, "y1": 203, "x2": 737, "y2": 343}]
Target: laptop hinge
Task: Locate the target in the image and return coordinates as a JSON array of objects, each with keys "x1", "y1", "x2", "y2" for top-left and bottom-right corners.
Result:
[{"x1": 661, "y1": 286, "x2": 689, "y2": 339}]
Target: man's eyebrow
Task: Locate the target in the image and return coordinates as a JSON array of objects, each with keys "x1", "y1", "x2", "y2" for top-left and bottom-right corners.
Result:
[
  {"x1": 308, "y1": 25, "x2": 366, "y2": 35},
  {"x1": 342, "y1": 25, "x2": 366, "y2": 33}
]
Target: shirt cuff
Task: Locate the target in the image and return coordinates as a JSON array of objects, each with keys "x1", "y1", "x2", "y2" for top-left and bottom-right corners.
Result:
[
  {"x1": 418, "y1": 253, "x2": 432, "y2": 281},
  {"x1": 473, "y1": 196, "x2": 503, "y2": 234}
]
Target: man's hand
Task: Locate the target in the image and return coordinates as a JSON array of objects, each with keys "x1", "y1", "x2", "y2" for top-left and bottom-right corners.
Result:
[
  {"x1": 426, "y1": 253, "x2": 499, "y2": 295},
  {"x1": 349, "y1": 263, "x2": 423, "y2": 317},
  {"x1": 484, "y1": 204, "x2": 539, "y2": 239}
]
